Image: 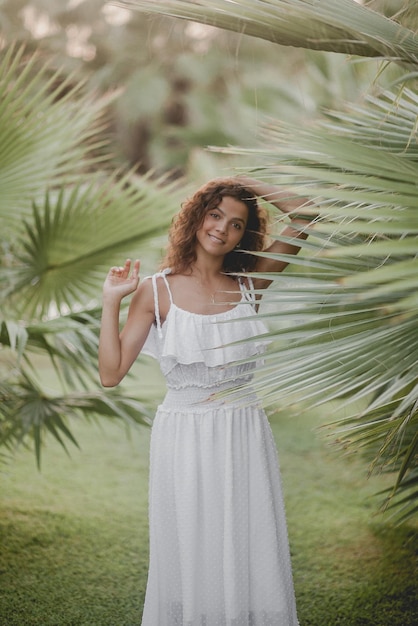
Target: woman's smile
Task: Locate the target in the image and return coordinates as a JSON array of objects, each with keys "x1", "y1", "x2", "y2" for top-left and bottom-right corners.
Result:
[
  {"x1": 208, "y1": 233, "x2": 225, "y2": 244},
  {"x1": 196, "y1": 195, "x2": 248, "y2": 255}
]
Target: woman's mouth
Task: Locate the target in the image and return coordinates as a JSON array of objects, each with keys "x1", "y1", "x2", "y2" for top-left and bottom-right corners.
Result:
[{"x1": 209, "y1": 234, "x2": 225, "y2": 244}]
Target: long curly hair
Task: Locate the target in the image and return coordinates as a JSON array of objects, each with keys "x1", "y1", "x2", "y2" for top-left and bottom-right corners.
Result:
[{"x1": 160, "y1": 179, "x2": 268, "y2": 275}]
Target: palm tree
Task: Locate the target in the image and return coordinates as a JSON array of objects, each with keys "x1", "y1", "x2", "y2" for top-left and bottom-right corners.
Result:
[
  {"x1": 0, "y1": 44, "x2": 183, "y2": 466},
  {"x1": 117, "y1": 0, "x2": 418, "y2": 522}
]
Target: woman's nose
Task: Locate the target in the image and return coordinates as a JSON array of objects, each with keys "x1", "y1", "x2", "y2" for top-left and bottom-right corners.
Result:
[{"x1": 216, "y1": 220, "x2": 227, "y2": 233}]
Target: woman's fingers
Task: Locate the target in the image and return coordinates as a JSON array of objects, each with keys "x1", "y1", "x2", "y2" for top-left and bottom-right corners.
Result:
[
  {"x1": 110, "y1": 266, "x2": 124, "y2": 278},
  {"x1": 122, "y1": 259, "x2": 131, "y2": 278},
  {"x1": 132, "y1": 259, "x2": 140, "y2": 278},
  {"x1": 109, "y1": 259, "x2": 140, "y2": 282}
]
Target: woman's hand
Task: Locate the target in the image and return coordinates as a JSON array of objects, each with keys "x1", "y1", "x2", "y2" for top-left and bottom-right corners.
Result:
[
  {"x1": 236, "y1": 175, "x2": 316, "y2": 219},
  {"x1": 235, "y1": 175, "x2": 284, "y2": 201},
  {"x1": 103, "y1": 259, "x2": 140, "y2": 301}
]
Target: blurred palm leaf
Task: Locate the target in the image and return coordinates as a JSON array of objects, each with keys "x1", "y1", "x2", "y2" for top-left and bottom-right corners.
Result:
[
  {"x1": 1, "y1": 311, "x2": 103, "y2": 390},
  {"x1": 120, "y1": 0, "x2": 418, "y2": 64},
  {"x1": 4, "y1": 171, "x2": 181, "y2": 317},
  {"x1": 0, "y1": 42, "x2": 179, "y2": 463},
  {"x1": 0, "y1": 371, "x2": 153, "y2": 469},
  {"x1": 217, "y1": 85, "x2": 417, "y2": 521},
  {"x1": 0, "y1": 44, "x2": 112, "y2": 235}
]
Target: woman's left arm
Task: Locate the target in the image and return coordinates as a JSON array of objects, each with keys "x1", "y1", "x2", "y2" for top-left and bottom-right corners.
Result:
[{"x1": 238, "y1": 176, "x2": 316, "y2": 285}]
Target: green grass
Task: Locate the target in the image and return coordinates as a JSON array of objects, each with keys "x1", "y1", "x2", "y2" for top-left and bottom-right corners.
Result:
[
  {"x1": 272, "y1": 408, "x2": 418, "y2": 626},
  {"x1": 1, "y1": 407, "x2": 417, "y2": 625},
  {"x1": 0, "y1": 419, "x2": 150, "y2": 626}
]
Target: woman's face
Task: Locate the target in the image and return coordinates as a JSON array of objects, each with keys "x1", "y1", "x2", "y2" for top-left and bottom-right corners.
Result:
[{"x1": 195, "y1": 196, "x2": 249, "y2": 257}]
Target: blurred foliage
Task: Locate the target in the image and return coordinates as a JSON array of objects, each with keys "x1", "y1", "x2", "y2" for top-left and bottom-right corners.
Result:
[
  {"x1": 367, "y1": 0, "x2": 418, "y2": 29},
  {"x1": 0, "y1": 42, "x2": 183, "y2": 464},
  {"x1": 0, "y1": 0, "x2": 409, "y2": 178}
]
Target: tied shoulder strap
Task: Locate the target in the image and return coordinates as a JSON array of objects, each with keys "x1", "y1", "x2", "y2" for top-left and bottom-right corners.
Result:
[
  {"x1": 239, "y1": 275, "x2": 257, "y2": 306},
  {"x1": 150, "y1": 268, "x2": 173, "y2": 339}
]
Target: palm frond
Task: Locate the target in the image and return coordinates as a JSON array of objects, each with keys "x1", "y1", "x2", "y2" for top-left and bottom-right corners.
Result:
[
  {"x1": 118, "y1": 0, "x2": 418, "y2": 64},
  {"x1": 0, "y1": 43, "x2": 175, "y2": 464},
  {"x1": 3, "y1": 170, "x2": 182, "y2": 318},
  {"x1": 0, "y1": 372, "x2": 154, "y2": 468},
  {"x1": 218, "y1": 84, "x2": 418, "y2": 520},
  {"x1": 0, "y1": 44, "x2": 114, "y2": 235}
]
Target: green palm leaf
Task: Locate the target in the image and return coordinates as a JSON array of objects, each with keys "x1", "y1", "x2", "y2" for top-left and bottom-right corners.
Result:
[
  {"x1": 2, "y1": 311, "x2": 101, "y2": 390},
  {"x1": 0, "y1": 44, "x2": 112, "y2": 235},
  {"x1": 221, "y1": 85, "x2": 418, "y2": 520},
  {"x1": 0, "y1": 42, "x2": 177, "y2": 464},
  {"x1": 119, "y1": 0, "x2": 418, "y2": 64},
  {"x1": 4, "y1": 170, "x2": 182, "y2": 317},
  {"x1": 209, "y1": 83, "x2": 417, "y2": 521},
  {"x1": 0, "y1": 371, "x2": 154, "y2": 468}
]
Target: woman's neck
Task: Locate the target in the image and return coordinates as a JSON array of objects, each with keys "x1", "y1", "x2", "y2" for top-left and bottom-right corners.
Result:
[{"x1": 190, "y1": 256, "x2": 224, "y2": 280}]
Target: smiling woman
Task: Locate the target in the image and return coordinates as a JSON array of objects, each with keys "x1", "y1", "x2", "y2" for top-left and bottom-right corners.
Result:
[
  {"x1": 161, "y1": 179, "x2": 268, "y2": 279},
  {"x1": 196, "y1": 196, "x2": 248, "y2": 253},
  {"x1": 98, "y1": 176, "x2": 315, "y2": 625}
]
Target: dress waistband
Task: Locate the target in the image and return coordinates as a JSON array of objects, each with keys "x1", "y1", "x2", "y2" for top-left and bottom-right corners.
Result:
[{"x1": 160, "y1": 385, "x2": 259, "y2": 411}]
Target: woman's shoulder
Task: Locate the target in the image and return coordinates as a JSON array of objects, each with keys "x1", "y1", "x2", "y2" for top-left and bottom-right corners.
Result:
[
  {"x1": 140, "y1": 268, "x2": 173, "y2": 289},
  {"x1": 130, "y1": 275, "x2": 155, "y2": 312},
  {"x1": 140, "y1": 269, "x2": 174, "y2": 321}
]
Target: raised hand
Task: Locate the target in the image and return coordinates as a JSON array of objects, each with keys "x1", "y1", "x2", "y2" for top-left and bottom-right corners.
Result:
[{"x1": 103, "y1": 259, "x2": 140, "y2": 300}]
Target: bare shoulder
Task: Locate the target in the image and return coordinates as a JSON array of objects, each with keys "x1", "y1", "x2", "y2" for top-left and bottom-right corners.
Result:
[
  {"x1": 129, "y1": 276, "x2": 155, "y2": 315},
  {"x1": 134, "y1": 271, "x2": 174, "y2": 322}
]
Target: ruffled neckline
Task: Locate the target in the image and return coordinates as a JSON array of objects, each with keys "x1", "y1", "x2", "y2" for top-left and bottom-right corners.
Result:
[
  {"x1": 164, "y1": 297, "x2": 247, "y2": 320},
  {"x1": 141, "y1": 269, "x2": 268, "y2": 371},
  {"x1": 143, "y1": 297, "x2": 268, "y2": 371}
]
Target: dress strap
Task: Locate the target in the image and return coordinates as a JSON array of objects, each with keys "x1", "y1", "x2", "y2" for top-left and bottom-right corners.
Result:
[
  {"x1": 239, "y1": 275, "x2": 256, "y2": 305},
  {"x1": 150, "y1": 268, "x2": 173, "y2": 338}
]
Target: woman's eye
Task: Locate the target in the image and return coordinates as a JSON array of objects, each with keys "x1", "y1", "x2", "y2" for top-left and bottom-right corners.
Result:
[
  {"x1": 232, "y1": 223, "x2": 242, "y2": 230},
  {"x1": 209, "y1": 212, "x2": 220, "y2": 219}
]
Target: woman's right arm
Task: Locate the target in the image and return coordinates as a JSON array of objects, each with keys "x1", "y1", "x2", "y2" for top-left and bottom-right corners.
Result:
[{"x1": 98, "y1": 259, "x2": 155, "y2": 387}]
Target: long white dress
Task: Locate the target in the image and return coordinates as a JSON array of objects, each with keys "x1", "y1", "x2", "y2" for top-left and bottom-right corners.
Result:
[{"x1": 141, "y1": 269, "x2": 299, "y2": 626}]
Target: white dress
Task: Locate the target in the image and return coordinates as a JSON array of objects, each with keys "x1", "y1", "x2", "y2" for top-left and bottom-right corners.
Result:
[{"x1": 141, "y1": 269, "x2": 299, "y2": 626}]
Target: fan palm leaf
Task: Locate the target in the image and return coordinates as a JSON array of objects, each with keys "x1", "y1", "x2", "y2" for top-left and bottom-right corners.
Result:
[
  {"x1": 0, "y1": 44, "x2": 112, "y2": 236},
  {"x1": 0, "y1": 371, "x2": 154, "y2": 468},
  {"x1": 2, "y1": 310, "x2": 104, "y2": 390},
  {"x1": 119, "y1": 0, "x2": 418, "y2": 64},
  {"x1": 215, "y1": 85, "x2": 417, "y2": 520},
  {"x1": 0, "y1": 42, "x2": 178, "y2": 463},
  {"x1": 4, "y1": 171, "x2": 181, "y2": 318}
]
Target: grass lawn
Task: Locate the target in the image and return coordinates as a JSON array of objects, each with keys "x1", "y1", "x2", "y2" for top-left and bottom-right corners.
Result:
[{"x1": 1, "y1": 405, "x2": 417, "y2": 625}]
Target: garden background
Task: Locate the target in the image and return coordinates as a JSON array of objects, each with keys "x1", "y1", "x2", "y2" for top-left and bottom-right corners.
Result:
[{"x1": 1, "y1": 1, "x2": 417, "y2": 624}]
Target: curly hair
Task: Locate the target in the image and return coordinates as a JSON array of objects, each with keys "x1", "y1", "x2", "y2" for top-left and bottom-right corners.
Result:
[{"x1": 160, "y1": 179, "x2": 268, "y2": 275}]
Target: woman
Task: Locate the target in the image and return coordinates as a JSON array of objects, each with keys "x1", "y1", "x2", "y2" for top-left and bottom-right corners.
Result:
[{"x1": 99, "y1": 176, "x2": 313, "y2": 626}]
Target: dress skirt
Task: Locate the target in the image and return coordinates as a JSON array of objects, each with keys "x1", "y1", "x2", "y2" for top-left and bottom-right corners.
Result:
[{"x1": 141, "y1": 390, "x2": 299, "y2": 626}]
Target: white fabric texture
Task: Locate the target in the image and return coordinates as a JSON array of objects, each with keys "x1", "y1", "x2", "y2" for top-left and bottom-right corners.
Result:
[{"x1": 141, "y1": 270, "x2": 299, "y2": 626}]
